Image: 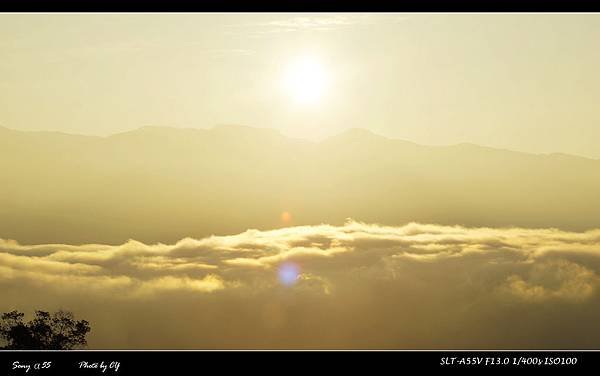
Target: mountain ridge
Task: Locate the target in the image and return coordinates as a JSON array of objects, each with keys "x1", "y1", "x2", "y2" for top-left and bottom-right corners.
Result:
[
  {"x1": 2, "y1": 123, "x2": 600, "y2": 244},
  {"x1": 1, "y1": 124, "x2": 596, "y2": 162}
]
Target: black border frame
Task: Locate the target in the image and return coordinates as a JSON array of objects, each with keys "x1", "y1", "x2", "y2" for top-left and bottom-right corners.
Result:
[
  {"x1": 2, "y1": 2, "x2": 600, "y2": 373},
  {"x1": 2, "y1": 0, "x2": 600, "y2": 12}
]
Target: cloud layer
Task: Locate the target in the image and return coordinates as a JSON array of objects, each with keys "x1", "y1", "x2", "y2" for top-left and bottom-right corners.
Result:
[
  {"x1": 2, "y1": 221, "x2": 600, "y2": 349},
  {"x1": 226, "y1": 15, "x2": 407, "y2": 36}
]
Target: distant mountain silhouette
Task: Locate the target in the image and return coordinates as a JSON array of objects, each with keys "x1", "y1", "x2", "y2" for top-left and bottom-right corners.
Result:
[{"x1": 1, "y1": 125, "x2": 599, "y2": 244}]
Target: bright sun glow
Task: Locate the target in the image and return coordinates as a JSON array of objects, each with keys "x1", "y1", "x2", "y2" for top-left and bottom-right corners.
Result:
[{"x1": 282, "y1": 57, "x2": 328, "y2": 105}]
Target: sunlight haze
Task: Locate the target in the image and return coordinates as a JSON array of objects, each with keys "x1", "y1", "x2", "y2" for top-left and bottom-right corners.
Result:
[
  {"x1": 2, "y1": 13, "x2": 600, "y2": 157},
  {"x1": 2, "y1": 13, "x2": 600, "y2": 350}
]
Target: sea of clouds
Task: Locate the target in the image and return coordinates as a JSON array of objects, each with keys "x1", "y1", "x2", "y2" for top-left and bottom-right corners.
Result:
[{"x1": 2, "y1": 220, "x2": 600, "y2": 349}]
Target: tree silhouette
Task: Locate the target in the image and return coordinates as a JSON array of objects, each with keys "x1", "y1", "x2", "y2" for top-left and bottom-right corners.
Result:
[{"x1": 0, "y1": 310, "x2": 90, "y2": 350}]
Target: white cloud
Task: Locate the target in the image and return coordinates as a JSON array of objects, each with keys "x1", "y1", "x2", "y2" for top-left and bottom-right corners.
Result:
[{"x1": 225, "y1": 15, "x2": 408, "y2": 36}]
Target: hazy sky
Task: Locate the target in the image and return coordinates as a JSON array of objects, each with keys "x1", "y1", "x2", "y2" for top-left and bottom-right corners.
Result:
[{"x1": 1, "y1": 13, "x2": 600, "y2": 157}]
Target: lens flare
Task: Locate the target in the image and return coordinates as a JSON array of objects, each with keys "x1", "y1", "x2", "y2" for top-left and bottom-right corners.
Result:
[
  {"x1": 280, "y1": 211, "x2": 292, "y2": 223},
  {"x1": 278, "y1": 262, "x2": 300, "y2": 286}
]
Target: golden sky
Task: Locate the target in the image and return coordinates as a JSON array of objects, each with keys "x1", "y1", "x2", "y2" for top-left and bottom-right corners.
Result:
[
  {"x1": 2, "y1": 14, "x2": 600, "y2": 349},
  {"x1": 1, "y1": 13, "x2": 600, "y2": 157}
]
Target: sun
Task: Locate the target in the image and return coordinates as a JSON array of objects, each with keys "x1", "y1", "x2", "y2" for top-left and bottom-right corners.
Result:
[{"x1": 282, "y1": 56, "x2": 328, "y2": 105}]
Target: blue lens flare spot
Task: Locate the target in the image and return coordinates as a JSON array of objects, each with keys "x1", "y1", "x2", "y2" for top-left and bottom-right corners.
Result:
[{"x1": 278, "y1": 262, "x2": 300, "y2": 286}]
